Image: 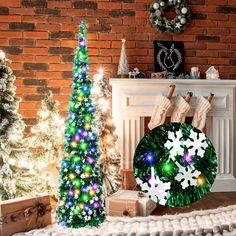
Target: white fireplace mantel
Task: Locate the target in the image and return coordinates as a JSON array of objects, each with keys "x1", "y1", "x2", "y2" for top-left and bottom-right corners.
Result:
[{"x1": 110, "y1": 78, "x2": 236, "y2": 192}]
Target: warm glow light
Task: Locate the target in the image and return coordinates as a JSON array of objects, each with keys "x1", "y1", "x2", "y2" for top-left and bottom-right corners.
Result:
[
  {"x1": 88, "y1": 189, "x2": 95, "y2": 197},
  {"x1": 69, "y1": 173, "x2": 76, "y2": 180},
  {"x1": 0, "y1": 50, "x2": 5, "y2": 59},
  {"x1": 197, "y1": 175, "x2": 206, "y2": 187},
  {"x1": 64, "y1": 152, "x2": 70, "y2": 158},
  {"x1": 98, "y1": 67, "x2": 104, "y2": 75}
]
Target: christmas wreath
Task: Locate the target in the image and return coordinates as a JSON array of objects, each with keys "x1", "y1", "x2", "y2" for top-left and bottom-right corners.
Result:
[{"x1": 149, "y1": 0, "x2": 191, "y2": 34}]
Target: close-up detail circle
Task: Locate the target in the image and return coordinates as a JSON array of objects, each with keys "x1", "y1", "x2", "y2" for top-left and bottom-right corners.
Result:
[{"x1": 133, "y1": 123, "x2": 217, "y2": 207}]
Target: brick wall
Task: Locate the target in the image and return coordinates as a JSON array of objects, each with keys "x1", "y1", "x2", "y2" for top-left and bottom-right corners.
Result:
[{"x1": 0, "y1": 0, "x2": 236, "y2": 131}]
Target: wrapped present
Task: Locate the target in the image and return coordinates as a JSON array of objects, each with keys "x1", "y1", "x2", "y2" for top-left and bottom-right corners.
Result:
[
  {"x1": 106, "y1": 190, "x2": 156, "y2": 217},
  {"x1": 120, "y1": 169, "x2": 138, "y2": 190},
  {"x1": 0, "y1": 195, "x2": 54, "y2": 236}
]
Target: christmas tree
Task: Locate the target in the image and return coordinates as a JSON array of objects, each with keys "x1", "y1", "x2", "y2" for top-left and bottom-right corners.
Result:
[
  {"x1": 92, "y1": 70, "x2": 121, "y2": 197},
  {"x1": 0, "y1": 50, "x2": 38, "y2": 200},
  {"x1": 117, "y1": 39, "x2": 129, "y2": 78},
  {"x1": 27, "y1": 91, "x2": 65, "y2": 197},
  {"x1": 57, "y1": 21, "x2": 106, "y2": 228}
]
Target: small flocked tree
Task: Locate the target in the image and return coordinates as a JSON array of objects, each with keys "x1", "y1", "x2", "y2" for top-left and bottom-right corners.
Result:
[
  {"x1": 27, "y1": 91, "x2": 65, "y2": 197},
  {"x1": 57, "y1": 21, "x2": 106, "y2": 228},
  {"x1": 0, "y1": 50, "x2": 40, "y2": 200},
  {"x1": 92, "y1": 70, "x2": 121, "y2": 197},
  {"x1": 117, "y1": 39, "x2": 129, "y2": 78}
]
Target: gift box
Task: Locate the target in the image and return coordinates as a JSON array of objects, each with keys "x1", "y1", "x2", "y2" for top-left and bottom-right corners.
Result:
[
  {"x1": 0, "y1": 195, "x2": 54, "y2": 236},
  {"x1": 106, "y1": 190, "x2": 157, "y2": 217},
  {"x1": 121, "y1": 169, "x2": 139, "y2": 190}
]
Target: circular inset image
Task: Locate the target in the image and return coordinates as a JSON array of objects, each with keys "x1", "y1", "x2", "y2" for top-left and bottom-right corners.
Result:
[{"x1": 133, "y1": 123, "x2": 217, "y2": 207}]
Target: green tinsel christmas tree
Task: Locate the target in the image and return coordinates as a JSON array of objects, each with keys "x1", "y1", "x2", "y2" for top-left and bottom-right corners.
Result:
[{"x1": 56, "y1": 21, "x2": 106, "y2": 228}]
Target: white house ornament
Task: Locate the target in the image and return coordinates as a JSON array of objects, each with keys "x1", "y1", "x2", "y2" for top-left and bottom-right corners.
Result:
[
  {"x1": 206, "y1": 66, "x2": 220, "y2": 80},
  {"x1": 149, "y1": 0, "x2": 191, "y2": 33},
  {"x1": 133, "y1": 123, "x2": 217, "y2": 207}
]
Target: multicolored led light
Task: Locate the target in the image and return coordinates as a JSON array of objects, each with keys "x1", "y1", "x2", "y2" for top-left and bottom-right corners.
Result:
[{"x1": 56, "y1": 20, "x2": 105, "y2": 228}]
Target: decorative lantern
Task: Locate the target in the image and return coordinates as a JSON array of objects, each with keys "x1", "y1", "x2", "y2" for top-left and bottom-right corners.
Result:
[{"x1": 206, "y1": 66, "x2": 220, "y2": 80}]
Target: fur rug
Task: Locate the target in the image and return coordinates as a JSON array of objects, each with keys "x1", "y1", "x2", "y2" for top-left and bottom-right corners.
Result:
[{"x1": 14, "y1": 205, "x2": 236, "y2": 236}]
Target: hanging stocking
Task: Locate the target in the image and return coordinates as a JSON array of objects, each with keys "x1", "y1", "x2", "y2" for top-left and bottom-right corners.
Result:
[
  {"x1": 171, "y1": 92, "x2": 192, "y2": 123},
  {"x1": 192, "y1": 93, "x2": 214, "y2": 131},
  {"x1": 148, "y1": 85, "x2": 175, "y2": 130}
]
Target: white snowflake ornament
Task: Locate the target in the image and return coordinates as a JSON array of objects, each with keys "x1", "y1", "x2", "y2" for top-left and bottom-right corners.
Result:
[
  {"x1": 137, "y1": 167, "x2": 170, "y2": 205},
  {"x1": 184, "y1": 130, "x2": 208, "y2": 157},
  {"x1": 175, "y1": 162, "x2": 201, "y2": 189},
  {"x1": 164, "y1": 130, "x2": 185, "y2": 160}
]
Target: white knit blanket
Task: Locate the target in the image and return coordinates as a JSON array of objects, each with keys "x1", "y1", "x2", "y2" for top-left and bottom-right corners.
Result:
[{"x1": 14, "y1": 205, "x2": 236, "y2": 236}]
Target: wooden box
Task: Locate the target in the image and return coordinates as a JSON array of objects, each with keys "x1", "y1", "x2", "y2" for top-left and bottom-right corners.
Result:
[
  {"x1": 106, "y1": 190, "x2": 156, "y2": 217},
  {"x1": 106, "y1": 191, "x2": 139, "y2": 217},
  {"x1": 121, "y1": 169, "x2": 138, "y2": 190},
  {"x1": 0, "y1": 195, "x2": 54, "y2": 236}
]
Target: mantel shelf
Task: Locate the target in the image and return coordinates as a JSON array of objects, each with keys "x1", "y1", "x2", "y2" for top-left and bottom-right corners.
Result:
[{"x1": 110, "y1": 78, "x2": 236, "y2": 87}]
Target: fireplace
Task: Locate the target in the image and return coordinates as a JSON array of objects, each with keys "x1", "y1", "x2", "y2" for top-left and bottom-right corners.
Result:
[{"x1": 110, "y1": 78, "x2": 236, "y2": 192}]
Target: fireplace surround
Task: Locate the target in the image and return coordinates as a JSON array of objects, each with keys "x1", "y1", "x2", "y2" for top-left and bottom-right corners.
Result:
[{"x1": 110, "y1": 79, "x2": 236, "y2": 192}]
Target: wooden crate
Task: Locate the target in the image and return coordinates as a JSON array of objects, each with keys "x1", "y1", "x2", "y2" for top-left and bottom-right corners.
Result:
[{"x1": 0, "y1": 195, "x2": 54, "y2": 236}]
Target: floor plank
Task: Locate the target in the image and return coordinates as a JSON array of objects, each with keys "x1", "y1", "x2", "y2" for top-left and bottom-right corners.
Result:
[{"x1": 152, "y1": 192, "x2": 236, "y2": 215}]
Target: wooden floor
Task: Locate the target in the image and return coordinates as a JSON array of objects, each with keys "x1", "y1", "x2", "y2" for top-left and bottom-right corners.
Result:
[{"x1": 152, "y1": 192, "x2": 236, "y2": 215}]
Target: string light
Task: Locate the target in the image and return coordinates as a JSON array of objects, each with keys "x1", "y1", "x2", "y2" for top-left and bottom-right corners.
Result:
[
  {"x1": 183, "y1": 152, "x2": 193, "y2": 164},
  {"x1": 197, "y1": 175, "x2": 206, "y2": 187}
]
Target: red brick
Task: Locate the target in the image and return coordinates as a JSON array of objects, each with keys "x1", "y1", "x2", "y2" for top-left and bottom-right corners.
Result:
[
  {"x1": 0, "y1": 23, "x2": 9, "y2": 30},
  {"x1": 49, "y1": 1, "x2": 71, "y2": 8},
  {"x1": 207, "y1": 13, "x2": 229, "y2": 21},
  {"x1": 49, "y1": 63, "x2": 72, "y2": 71},
  {"x1": 0, "y1": 31, "x2": 22, "y2": 38},
  {"x1": 19, "y1": 102, "x2": 37, "y2": 110},
  {"x1": 36, "y1": 71, "x2": 62, "y2": 79},
  {"x1": 24, "y1": 32, "x2": 48, "y2": 39},
  {"x1": 196, "y1": 50, "x2": 218, "y2": 57},
  {"x1": 205, "y1": 0, "x2": 227, "y2": 4},
  {"x1": 90, "y1": 56, "x2": 112, "y2": 63},
  {"x1": 36, "y1": 55, "x2": 61, "y2": 63},
  {"x1": 21, "y1": 110, "x2": 38, "y2": 118},
  {"x1": 194, "y1": 20, "x2": 217, "y2": 27},
  {"x1": 207, "y1": 28, "x2": 230, "y2": 35},
  {"x1": 23, "y1": 47, "x2": 48, "y2": 54},
  {"x1": 0, "y1": 15, "x2": 21, "y2": 22},
  {"x1": 0, "y1": 38, "x2": 9, "y2": 46},
  {"x1": 207, "y1": 43, "x2": 230, "y2": 50},
  {"x1": 36, "y1": 23, "x2": 61, "y2": 31},
  {"x1": 0, "y1": 0, "x2": 20, "y2": 7},
  {"x1": 10, "y1": 63, "x2": 23, "y2": 70},
  {"x1": 208, "y1": 58, "x2": 229, "y2": 65},
  {"x1": 89, "y1": 41, "x2": 111, "y2": 48},
  {"x1": 36, "y1": 39, "x2": 60, "y2": 47},
  {"x1": 17, "y1": 87, "x2": 37, "y2": 94},
  {"x1": 60, "y1": 39, "x2": 77, "y2": 47},
  {"x1": 48, "y1": 79, "x2": 71, "y2": 87},
  {"x1": 10, "y1": 8, "x2": 35, "y2": 15},
  {"x1": 98, "y1": 33, "x2": 122, "y2": 40},
  {"x1": 22, "y1": 16, "x2": 47, "y2": 23},
  {"x1": 11, "y1": 55, "x2": 35, "y2": 62}
]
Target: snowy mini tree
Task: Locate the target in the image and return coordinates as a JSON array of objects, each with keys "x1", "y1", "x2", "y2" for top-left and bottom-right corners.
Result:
[
  {"x1": 92, "y1": 70, "x2": 121, "y2": 197},
  {"x1": 57, "y1": 21, "x2": 106, "y2": 228},
  {"x1": 0, "y1": 50, "x2": 41, "y2": 200},
  {"x1": 27, "y1": 91, "x2": 65, "y2": 196},
  {"x1": 117, "y1": 39, "x2": 129, "y2": 78}
]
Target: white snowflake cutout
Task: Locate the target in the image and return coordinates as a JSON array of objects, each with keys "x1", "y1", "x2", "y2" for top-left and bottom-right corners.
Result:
[
  {"x1": 136, "y1": 167, "x2": 170, "y2": 205},
  {"x1": 175, "y1": 162, "x2": 201, "y2": 189},
  {"x1": 164, "y1": 130, "x2": 185, "y2": 160},
  {"x1": 184, "y1": 130, "x2": 208, "y2": 157}
]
